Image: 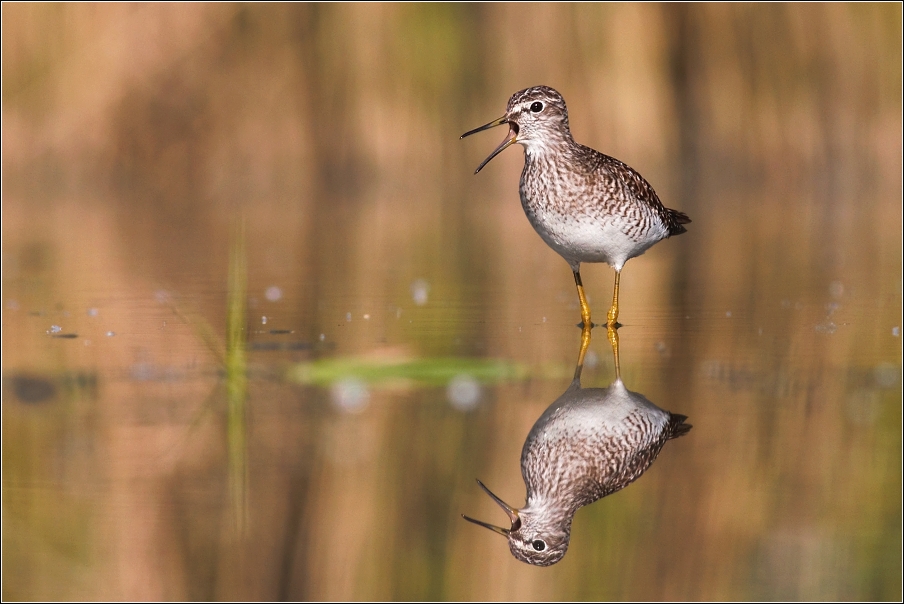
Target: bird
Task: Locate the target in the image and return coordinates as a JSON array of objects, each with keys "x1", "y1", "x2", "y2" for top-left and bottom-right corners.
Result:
[
  {"x1": 461, "y1": 85, "x2": 690, "y2": 328},
  {"x1": 461, "y1": 328, "x2": 691, "y2": 566}
]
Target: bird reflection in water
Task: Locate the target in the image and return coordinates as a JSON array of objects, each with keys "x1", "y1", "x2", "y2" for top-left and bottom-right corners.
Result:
[{"x1": 463, "y1": 326, "x2": 691, "y2": 566}]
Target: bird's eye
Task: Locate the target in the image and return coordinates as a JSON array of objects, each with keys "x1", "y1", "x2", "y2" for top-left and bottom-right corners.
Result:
[
  {"x1": 530, "y1": 101, "x2": 543, "y2": 113},
  {"x1": 532, "y1": 539, "x2": 546, "y2": 551}
]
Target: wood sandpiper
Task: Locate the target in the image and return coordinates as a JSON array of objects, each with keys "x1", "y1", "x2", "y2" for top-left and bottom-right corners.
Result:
[{"x1": 462, "y1": 85, "x2": 690, "y2": 327}]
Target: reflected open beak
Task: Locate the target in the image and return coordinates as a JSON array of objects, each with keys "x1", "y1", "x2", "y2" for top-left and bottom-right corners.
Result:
[
  {"x1": 461, "y1": 117, "x2": 519, "y2": 174},
  {"x1": 461, "y1": 479, "x2": 521, "y2": 537}
]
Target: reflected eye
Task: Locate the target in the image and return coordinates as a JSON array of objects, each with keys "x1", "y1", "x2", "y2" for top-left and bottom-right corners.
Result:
[
  {"x1": 530, "y1": 101, "x2": 543, "y2": 113},
  {"x1": 532, "y1": 539, "x2": 546, "y2": 551}
]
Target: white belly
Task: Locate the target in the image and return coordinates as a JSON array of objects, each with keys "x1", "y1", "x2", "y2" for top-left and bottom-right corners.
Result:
[{"x1": 525, "y1": 208, "x2": 667, "y2": 271}]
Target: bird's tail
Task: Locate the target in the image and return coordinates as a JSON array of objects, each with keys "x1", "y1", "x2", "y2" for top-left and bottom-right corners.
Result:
[
  {"x1": 666, "y1": 413, "x2": 692, "y2": 439},
  {"x1": 666, "y1": 209, "x2": 692, "y2": 237}
]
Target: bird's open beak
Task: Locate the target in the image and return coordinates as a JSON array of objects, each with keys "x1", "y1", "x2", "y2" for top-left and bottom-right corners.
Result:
[
  {"x1": 461, "y1": 117, "x2": 519, "y2": 174},
  {"x1": 461, "y1": 479, "x2": 521, "y2": 537}
]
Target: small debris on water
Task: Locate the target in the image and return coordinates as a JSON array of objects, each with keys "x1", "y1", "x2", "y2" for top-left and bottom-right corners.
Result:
[{"x1": 814, "y1": 321, "x2": 837, "y2": 334}]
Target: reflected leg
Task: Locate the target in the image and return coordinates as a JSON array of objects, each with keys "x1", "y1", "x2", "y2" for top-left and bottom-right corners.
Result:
[
  {"x1": 573, "y1": 322, "x2": 594, "y2": 382},
  {"x1": 607, "y1": 324, "x2": 621, "y2": 381}
]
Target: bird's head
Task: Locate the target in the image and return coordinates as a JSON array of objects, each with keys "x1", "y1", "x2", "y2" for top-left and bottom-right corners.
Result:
[
  {"x1": 462, "y1": 479, "x2": 572, "y2": 566},
  {"x1": 461, "y1": 86, "x2": 572, "y2": 174}
]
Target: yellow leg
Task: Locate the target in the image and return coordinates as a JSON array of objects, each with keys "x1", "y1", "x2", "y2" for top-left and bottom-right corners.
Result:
[
  {"x1": 606, "y1": 270, "x2": 621, "y2": 327},
  {"x1": 606, "y1": 324, "x2": 621, "y2": 381},
  {"x1": 573, "y1": 270, "x2": 592, "y2": 328}
]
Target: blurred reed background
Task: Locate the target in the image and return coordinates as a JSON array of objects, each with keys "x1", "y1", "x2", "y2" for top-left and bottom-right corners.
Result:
[{"x1": 2, "y1": 3, "x2": 901, "y2": 601}]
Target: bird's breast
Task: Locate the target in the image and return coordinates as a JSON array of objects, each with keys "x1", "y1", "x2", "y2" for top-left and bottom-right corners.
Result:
[{"x1": 518, "y1": 168, "x2": 667, "y2": 269}]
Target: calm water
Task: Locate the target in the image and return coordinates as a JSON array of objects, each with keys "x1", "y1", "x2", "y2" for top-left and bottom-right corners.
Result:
[{"x1": 3, "y1": 4, "x2": 901, "y2": 601}]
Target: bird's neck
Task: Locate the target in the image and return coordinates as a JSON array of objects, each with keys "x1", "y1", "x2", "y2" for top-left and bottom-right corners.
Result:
[
  {"x1": 524, "y1": 494, "x2": 580, "y2": 523},
  {"x1": 522, "y1": 132, "x2": 578, "y2": 165},
  {"x1": 521, "y1": 498, "x2": 577, "y2": 534}
]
